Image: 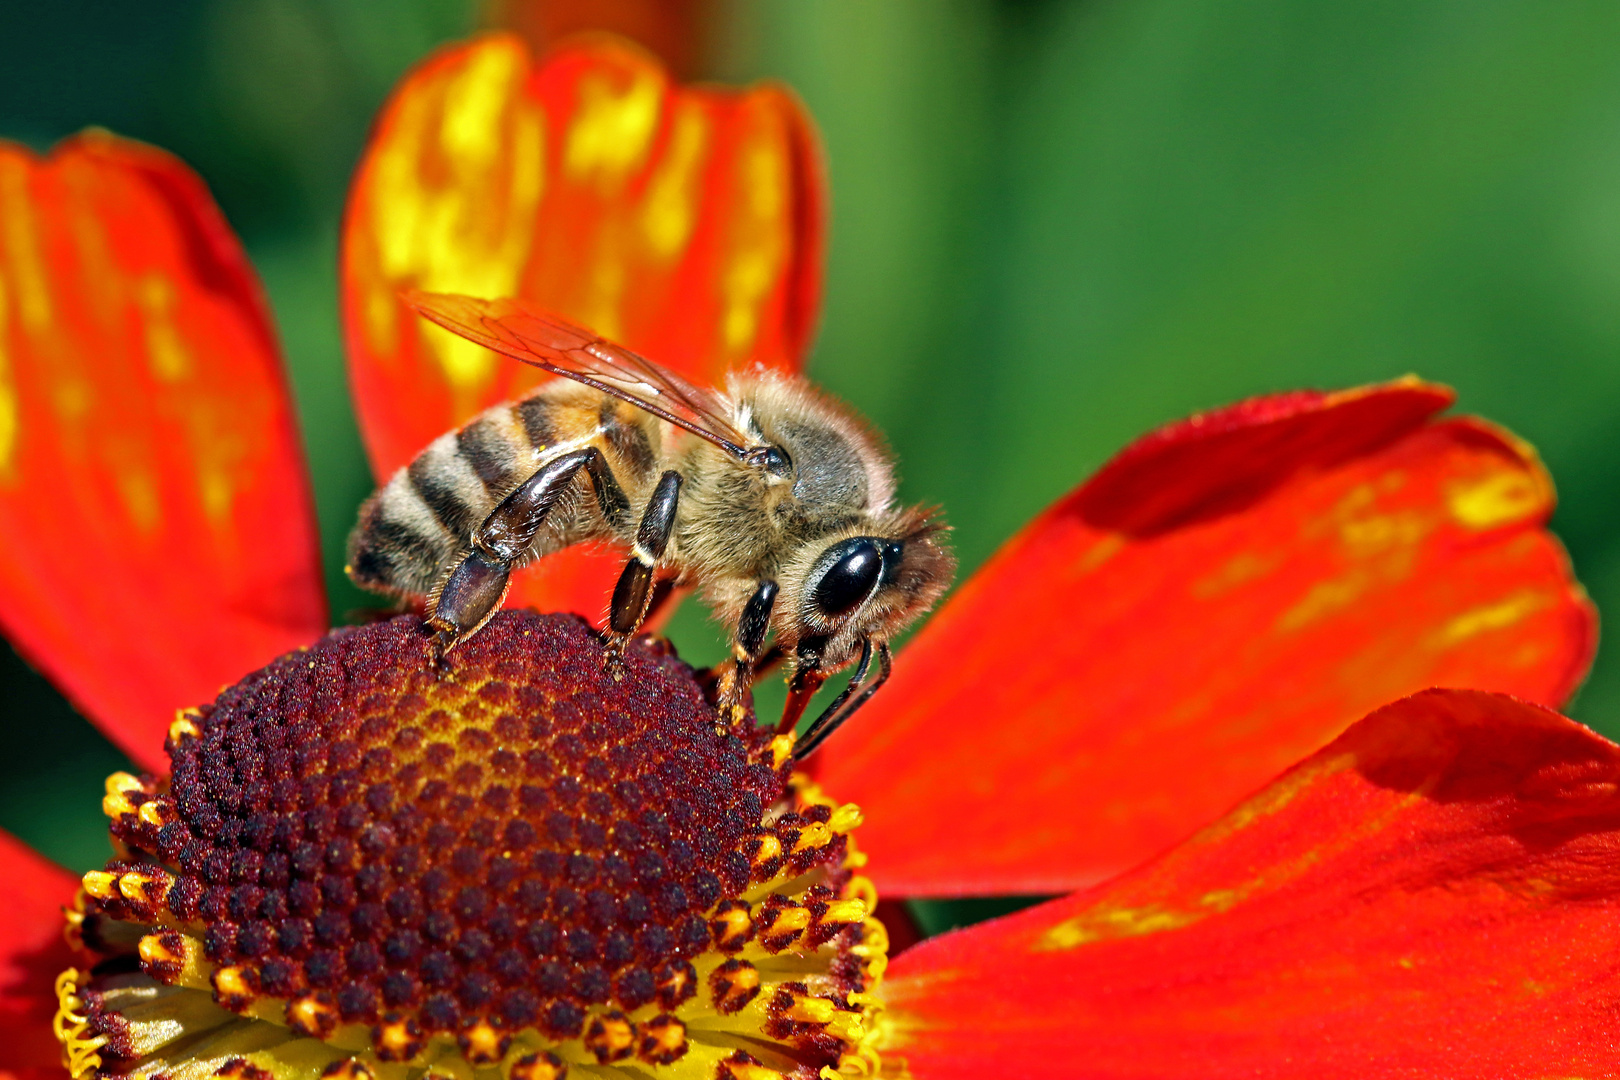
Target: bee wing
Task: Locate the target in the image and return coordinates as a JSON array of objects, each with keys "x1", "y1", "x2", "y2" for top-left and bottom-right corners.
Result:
[{"x1": 406, "y1": 290, "x2": 761, "y2": 460}]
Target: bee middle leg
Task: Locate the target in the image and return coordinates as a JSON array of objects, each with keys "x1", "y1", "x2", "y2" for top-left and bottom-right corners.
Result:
[
  {"x1": 605, "y1": 470, "x2": 684, "y2": 671},
  {"x1": 430, "y1": 446, "x2": 627, "y2": 652},
  {"x1": 794, "y1": 641, "x2": 891, "y2": 760},
  {"x1": 709, "y1": 578, "x2": 779, "y2": 724}
]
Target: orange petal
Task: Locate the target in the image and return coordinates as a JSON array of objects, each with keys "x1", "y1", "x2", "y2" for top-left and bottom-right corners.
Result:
[
  {"x1": 341, "y1": 33, "x2": 824, "y2": 622},
  {"x1": 0, "y1": 133, "x2": 326, "y2": 771},
  {"x1": 0, "y1": 829, "x2": 77, "y2": 1077},
  {"x1": 881, "y1": 690, "x2": 1620, "y2": 1079},
  {"x1": 816, "y1": 380, "x2": 1595, "y2": 895}
]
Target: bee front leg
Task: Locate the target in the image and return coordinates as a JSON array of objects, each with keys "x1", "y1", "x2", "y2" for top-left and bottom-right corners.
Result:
[
  {"x1": 794, "y1": 641, "x2": 891, "y2": 759},
  {"x1": 605, "y1": 470, "x2": 683, "y2": 673},
  {"x1": 429, "y1": 447, "x2": 620, "y2": 653},
  {"x1": 712, "y1": 579, "x2": 778, "y2": 725}
]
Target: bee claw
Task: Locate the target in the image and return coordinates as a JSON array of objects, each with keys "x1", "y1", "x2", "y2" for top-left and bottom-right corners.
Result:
[
  {"x1": 420, "y1": 618, "x2": 457, "y2": 671},
  {"x1": 602, "y1": 638, "x2": 629, "y2": 682}
]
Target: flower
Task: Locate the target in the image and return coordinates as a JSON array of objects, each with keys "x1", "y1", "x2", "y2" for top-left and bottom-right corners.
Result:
[{"x1": 0, "y1": 30, "x2": 1613, "y2": 1080}]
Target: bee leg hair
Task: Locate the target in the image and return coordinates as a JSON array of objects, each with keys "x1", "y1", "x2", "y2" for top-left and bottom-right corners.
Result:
[
  {"x1": 429, "y1": 447, "x2": 626, "y2": 653},
  {"x1": 794, "y1": 641, "x2": 891, "y2": 760},
  {"x1": 751, "y1": 643, "x2": 787, "y2": 677},
  {"x1": 714, "y1": 579, "x2": 779, "y2": 724},
  {"x1": 605, "y1": 470, "x2": 684, "y2": 675}
]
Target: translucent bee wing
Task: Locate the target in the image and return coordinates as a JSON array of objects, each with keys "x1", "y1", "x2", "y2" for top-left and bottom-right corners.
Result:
[{"x1": 407, "y1": 290, "x2": 763, "y2": 460}]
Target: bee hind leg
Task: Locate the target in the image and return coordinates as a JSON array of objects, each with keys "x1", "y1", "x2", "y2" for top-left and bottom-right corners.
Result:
[
  {"x1": 605, "y1": 470, "x2": 683, "y2": 676},
  {"x1": 427, "y1": 549, "x2": 513, "y2": 656},
  {"x1": 428, "y1": 447, "x2": 619, "y2": 655}
]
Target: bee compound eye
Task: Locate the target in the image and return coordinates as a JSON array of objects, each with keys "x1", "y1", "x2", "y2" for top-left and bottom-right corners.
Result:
[
  {"x1": 880, "y1": 540, "x2": 905, "y2": 585},
  {"x1": 812, "y1": 538, "x2": 884, "y2": 619}
]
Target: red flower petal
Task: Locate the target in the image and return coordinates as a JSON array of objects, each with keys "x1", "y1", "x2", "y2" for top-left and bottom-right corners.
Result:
[
  {"x1": 341, "y1": 33, "x2": 824, "y2": 623},
  {"x1": 0, "y1": 133, "x2": 326, "y2": 772},
  {"x1": 0, "y1": 829, "x2": 77, "y2": 1077},
  {"x1": 881, "y1": 690, "x2": 1620, "y2": 1079},
  {"x1": 817, "y1": 380, "x2": 1595, "y2": 895}
]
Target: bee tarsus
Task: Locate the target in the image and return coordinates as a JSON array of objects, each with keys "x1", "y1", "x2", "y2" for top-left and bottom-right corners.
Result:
[
  {"x1": 713, "y1": 578, "x2": 779, "y2": 712},
  {"x1": 779, "y1": 645, "x2": 828, "y2": 737}
]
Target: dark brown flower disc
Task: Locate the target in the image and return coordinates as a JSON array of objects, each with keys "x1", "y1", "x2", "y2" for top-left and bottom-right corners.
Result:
[{"x1": 58, "y1": 612, "x2": 887, "y2": 1080}]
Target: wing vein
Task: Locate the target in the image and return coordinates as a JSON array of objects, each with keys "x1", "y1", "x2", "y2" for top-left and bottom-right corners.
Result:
[{"x1": 405, "y1": 290, "x2": 760, "y2": 461}]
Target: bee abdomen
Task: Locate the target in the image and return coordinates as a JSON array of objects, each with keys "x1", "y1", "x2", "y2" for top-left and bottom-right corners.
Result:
[
  {"x1": 457, "y1": 409, "x2": 528, "y2": 492},
  {"x1": 347, "y1": 398, "x2": 558, "y2": 600},
  {"x1": 346, "y1": 473, "x2": 462, "y2": 598},
  {"x1": 407, "y1": 431, "x2": 495, "y2": 537}
]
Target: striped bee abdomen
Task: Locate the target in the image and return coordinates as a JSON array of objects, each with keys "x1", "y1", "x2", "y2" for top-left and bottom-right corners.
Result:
[
  {"x1": 346, "y1": 396, "x2": 555, "y2": 600},
  {"x1": 345, "y1": 482, "x2": 458, "y2": 598}
]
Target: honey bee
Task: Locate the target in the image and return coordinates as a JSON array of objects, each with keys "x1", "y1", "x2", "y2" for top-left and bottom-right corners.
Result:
[{"x1": 346, "y1": 292, "x2": 954, "y2": 756}]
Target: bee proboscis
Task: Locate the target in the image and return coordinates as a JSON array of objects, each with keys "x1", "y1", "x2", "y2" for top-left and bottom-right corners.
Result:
[{"x1": 346, "y1": 292, "x2": 954, "y2": 756}]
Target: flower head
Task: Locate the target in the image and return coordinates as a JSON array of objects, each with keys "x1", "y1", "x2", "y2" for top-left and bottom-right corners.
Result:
[{"x1": 58, "y1": 612, "x2": 884, "y2": 1079}]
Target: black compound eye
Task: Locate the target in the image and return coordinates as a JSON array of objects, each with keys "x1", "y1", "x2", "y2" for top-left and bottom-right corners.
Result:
[
  {"x1": 879, "y1": 540, "x2": 905, "y2": 585},
  {"x1": 812, "y1": 539, "x2": 884, "y2": 619}
]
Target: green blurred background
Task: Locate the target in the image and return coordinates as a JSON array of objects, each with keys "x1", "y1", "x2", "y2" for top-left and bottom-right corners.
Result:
[{"x1": 3, "y1": 1, "x2": 1619, "y2": 935}]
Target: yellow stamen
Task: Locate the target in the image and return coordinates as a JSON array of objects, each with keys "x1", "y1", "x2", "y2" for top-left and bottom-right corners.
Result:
[
  {"x1": 168, "y1": 709, "x2": 200, "y2": 743},
  {"x1": 819, "y1": 897, "x2": 869, "y2": 926},
  {"x1": 509, "y1": 1051, "x2": 568, "y2": 1080},
  {"x1": 460, "y1": 1019, "x2": 508, "y2": 1065},
  {"x1": 286, "y1": 992, "x2": 340, "y2": 1039},
  {"x1": 637, "y1": 1014, "x2": 688, "y2": 1065},
  {"x1": 711, "y1": 900, "x2": 754, "y2": 950},
  {"x1": 100, "y1": 771, "x2": 144, "y2": 818},
  {"x1": 583, "y1": 1011, "x2": 635, "y2": 1063},
  {"x1": 211, "y1": 965, "x2": 255, "y2": 1011},
  {"x1": 138, "y1": 799, "x2": 174, "y2": 827},
  {"x1": 80, "y1": 870, "x2": 117, "y2": 901},
  {"x1": 763, "y1": 904, "x2": 811, "y2": 945},
  {"x1": 763, "y1": 733, "x2": 794, "y2": 769},
  {"x1": 117, "y1": 867, "x2": 171, "y2": 908}
]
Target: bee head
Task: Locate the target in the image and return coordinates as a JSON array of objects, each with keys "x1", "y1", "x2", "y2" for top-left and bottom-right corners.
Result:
[{"x1": 787, "y1": 509, "x2": 955, "y2": 674}]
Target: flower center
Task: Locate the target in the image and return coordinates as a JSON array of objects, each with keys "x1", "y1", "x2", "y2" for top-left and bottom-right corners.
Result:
[{"x1": 56, "y1": 612, "x2": 887, "y2": 1080}]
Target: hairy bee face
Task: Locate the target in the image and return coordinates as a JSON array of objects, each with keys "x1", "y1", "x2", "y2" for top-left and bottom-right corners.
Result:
[{"x1": 778, "y1": 511, "x2": 956, "y2": 672}]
